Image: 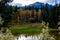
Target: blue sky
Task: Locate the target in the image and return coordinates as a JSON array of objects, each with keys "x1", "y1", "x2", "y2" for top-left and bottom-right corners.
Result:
[{"x1": 9, "y1": 0, "x2": 60, "y2": 6}]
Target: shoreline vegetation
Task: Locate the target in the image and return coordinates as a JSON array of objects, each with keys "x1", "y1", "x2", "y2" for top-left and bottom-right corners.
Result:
[
  {"x1": 0, "y1": 22, "x2": 45, "y2": 33},
  {"x1": 0, "y1": 19, "x2": 59, "y2": 40},
  {"x1": 10, "y1": 22, "x2": 43, "y2": 33},
  {"x1": 8, "y1": 22, "x2": 58, "y2": 34}
]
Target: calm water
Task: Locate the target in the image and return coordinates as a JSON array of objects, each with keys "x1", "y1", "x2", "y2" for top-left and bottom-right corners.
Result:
[
  {"x1": 15, "y1": 32, "x2": 60, "y2": 40},
  {"x1": 15, "y1": 34, "x2": 41, "y2": 40},
  {"x1": 15, "y1": 28, "x2": 60, "y2": 40}
]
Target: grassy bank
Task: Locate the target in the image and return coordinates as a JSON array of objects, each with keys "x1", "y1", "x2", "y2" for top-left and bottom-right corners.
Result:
[
  {"x1": 10, "y1": 23, "x2": 43, "y2": 33},
  {"x1": 11, "y1": 28, "x2": 41, "y2": 33}
]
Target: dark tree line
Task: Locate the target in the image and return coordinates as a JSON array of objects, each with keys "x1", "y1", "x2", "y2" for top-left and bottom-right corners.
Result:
[
  {"x1": 42, "y1": 4, "x2": 60, "y2": 28},
  {"x1": 0, "y1": 0, "x2": 13, "y2": 27}
]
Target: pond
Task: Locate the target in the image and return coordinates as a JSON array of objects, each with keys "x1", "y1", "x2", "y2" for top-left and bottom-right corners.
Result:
[
  {"x1": 15, "y1": 28, "x2": 60, "y2": 40},
  {"x1": 15, "y1": 34, "x2": 41, "y2": 40},
  {"x1": 0, "y1": 22, "x2": 60, "y2": 40},
  {"x1": 15, "y1": 32, "x2": 60, "y2": 40}
]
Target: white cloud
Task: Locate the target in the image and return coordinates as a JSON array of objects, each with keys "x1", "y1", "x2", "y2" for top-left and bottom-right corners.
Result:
[
  {"x1": 10, "y1": 0, "x2": 60, "y2": 6},
  {"x1": 12, "y1": 0, "x2": 48, "y2": 6},
  {"x1": 47, "y1": 0, "x2": 60, "y2": 5}
]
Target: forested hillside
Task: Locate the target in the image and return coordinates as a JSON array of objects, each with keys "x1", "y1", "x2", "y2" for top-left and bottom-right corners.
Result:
[{"x1": 0, "y1": 0, "x2": 60, "y2": 29}]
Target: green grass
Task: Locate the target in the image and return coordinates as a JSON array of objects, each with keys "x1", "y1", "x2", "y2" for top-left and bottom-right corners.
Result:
[
  {"x1": 9, "y1": 23, "x2": 43, "y2": 33},
  {"x1": 10, "y1": 27, "x2": 58, "y2": 33},
  {"x1": 11, "y1": 28, "x2": 41, "y2": 33}
]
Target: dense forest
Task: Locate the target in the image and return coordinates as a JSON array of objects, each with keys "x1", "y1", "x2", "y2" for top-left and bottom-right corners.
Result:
[{"x1": 0, "y1": 0, "x2": 60, "y2": 29}]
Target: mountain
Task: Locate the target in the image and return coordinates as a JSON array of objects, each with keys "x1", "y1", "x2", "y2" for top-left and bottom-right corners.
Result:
[
  {"x1": 45, "y1": 3, "x2": 53, "y2": 8},
  {"x1": 8, "y1": 2, "x2": 53, "y2": 8},
  {"x1": 24, "y1": 2, "x2": 53, "y2": 9},
  {"x1": 29, "y1": 2, "x2": 44, "y2": 8}
]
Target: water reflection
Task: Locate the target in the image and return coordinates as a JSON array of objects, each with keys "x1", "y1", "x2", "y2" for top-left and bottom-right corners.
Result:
[
  {"x1": 15, "y1": 26, "x2": 55, "y2": 40},
  {"x1": 15, "y1": 22, "x2": 59, "y2": 40},
  {"x1": 15, "y1": 34, "x2": 41, "y2": 40},
  {"x1": 15, "y1": 27, "x2": 56, "y2": 40},
  {"x1": 15, "y1": 33, "x2": 55, "y2": 40}
]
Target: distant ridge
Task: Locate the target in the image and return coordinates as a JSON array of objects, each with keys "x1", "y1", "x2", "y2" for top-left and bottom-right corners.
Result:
[
  {"x1": 8, "y1": 2, "x2": 53, "y2": 8},
  {"x1": 23, "y1": 2, "x2": 53, "y2": 9}
]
